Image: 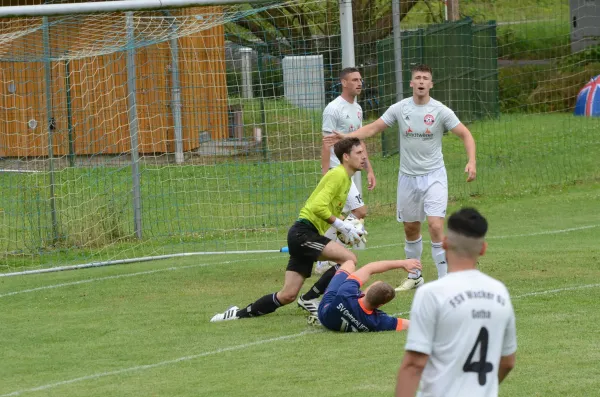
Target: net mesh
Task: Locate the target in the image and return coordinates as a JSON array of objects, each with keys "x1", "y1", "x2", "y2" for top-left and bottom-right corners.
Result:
[{"x1": 0, "y1": 0, "x2": 599, "y2": 271}]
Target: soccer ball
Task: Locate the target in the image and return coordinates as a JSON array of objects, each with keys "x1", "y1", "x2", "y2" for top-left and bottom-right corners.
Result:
[{"x1": 336, "y1": 214, "x2": 366, "y2": 247}]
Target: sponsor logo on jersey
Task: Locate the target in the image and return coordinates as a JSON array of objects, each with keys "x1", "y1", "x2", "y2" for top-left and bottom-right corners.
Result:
[{"x1": 424, "y1": 114, "x2": 435, "y2": 126}]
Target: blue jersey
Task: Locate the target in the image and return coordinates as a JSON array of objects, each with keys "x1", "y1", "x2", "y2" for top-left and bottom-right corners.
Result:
[{"x1": 318, "y1": 270, "x2": 402, "y2": 332}]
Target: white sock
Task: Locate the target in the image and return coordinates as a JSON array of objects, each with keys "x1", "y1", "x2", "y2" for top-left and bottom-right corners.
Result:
[
  {"x1": 405, "y1": 236, "x2": 423, "y2": 279},
  {"x1": 431, "y1": 241, "x2": 447, "y2": 278}
]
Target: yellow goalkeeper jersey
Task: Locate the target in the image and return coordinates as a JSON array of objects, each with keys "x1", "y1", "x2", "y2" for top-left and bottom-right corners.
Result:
[{"x1": 298, "y1": 165, "x2": 352, "y2": 235}]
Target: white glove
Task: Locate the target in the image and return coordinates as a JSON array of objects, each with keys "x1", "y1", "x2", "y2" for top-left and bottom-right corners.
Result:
[{"x1": 332, "y1": 218, "x2": 363, "y2": 245}]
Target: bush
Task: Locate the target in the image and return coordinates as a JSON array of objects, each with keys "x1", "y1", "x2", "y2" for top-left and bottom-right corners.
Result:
[{"x1": 497, "y1": 21, "x2": 570, "y2": 60}]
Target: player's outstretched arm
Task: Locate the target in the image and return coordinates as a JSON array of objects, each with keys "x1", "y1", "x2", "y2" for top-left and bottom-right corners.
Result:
[
  {"x1": 395, "y1": 350, "x2": 428, "y2": 397},
  {"x1": 323, "y1": 118, "x2": 388, "y2": 147},
  {"x1": 450, "y1": 123, "x2": 477, "y2": 182},
  {"x1": 352, "y1": 259, "x2": 421, "y2": 285}
]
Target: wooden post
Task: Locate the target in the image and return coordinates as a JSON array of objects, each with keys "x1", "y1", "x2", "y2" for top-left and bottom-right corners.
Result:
[{"x1": 447, "y1": 0, "x2": 460, "y2": 21}]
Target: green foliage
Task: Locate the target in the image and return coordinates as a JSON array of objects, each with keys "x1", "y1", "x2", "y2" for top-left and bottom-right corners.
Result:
[{"x1": 497, "y1": 21, "x2": 570, "y2": 60}]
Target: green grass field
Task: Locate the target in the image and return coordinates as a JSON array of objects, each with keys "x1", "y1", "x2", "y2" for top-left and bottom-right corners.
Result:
[{"x1": 1, "y1": 180, "x2": 599, "y2": 396}]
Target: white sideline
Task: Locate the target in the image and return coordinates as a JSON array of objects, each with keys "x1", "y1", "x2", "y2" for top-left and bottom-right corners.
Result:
[
  {"x1": 2, "y1": 282, "x2": 599, "y2": 397},
  {"x1": 0, "y1": 331, "x2": 318, "y2": 397}
]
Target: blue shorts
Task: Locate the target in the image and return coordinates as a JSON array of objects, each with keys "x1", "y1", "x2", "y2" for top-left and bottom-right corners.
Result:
[{"x1": 318, "y1": 271, "x2": 349, "y2": 324}]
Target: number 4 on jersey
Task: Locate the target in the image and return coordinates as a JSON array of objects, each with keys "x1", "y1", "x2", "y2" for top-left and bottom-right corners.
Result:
[{"x1": 463, "y1": 327, "x2": 494, "y2": 385}]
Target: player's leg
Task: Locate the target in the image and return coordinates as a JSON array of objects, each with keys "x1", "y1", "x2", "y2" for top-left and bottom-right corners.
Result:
[
  {"x1": 396, "y1": 173, "x2": 426, "y2": 291},
  {"x1": 231, "y1": 270, "x2": 305, "y2": 320},
  {"x1": 316, "y1": 260, "x2": 355, "y2": 330},
  {"x1": 299, "y1": 241, "x2": 357, "y2": 314},
  {"x1": 210, "y1": 221, "x2": 318, "y2": 322},
  {"x1": 314, "y1": 227, "x2": 337, "y2": 275},
  {"x1": 424, "y1": 167, "x2": 449, "y2": 279}
]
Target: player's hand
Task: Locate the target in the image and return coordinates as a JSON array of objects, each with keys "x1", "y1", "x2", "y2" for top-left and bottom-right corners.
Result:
[
  {"x1": 401, "y1": 259, "x2": 422, "y2": 274},
  {"x1": 367, "y1": 171, "x2": 376, "y2": 190},
  {"x1": 465, "y1": 161, "x2": 476, "y2": 182},
  {"x1": 323, "y1": 131, "x2": 344, "y2": 148},
  {"x1": 335, "y1": 219, "x2": 364, "y2": 245}
]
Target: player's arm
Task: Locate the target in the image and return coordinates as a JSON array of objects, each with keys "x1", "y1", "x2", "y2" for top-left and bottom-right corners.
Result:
[
  {"x1": 320, "y1": 141, "x2": 330, "y2": 175},
  {"x1": 396, "y1": 350, "x2": 429, "y2": 397},
  {"x1": 499, "y1": 299, "x2": 517, "y2": 383},
  {"x1": 396, "y1": 288, "x2": 437, "y2": 396},
  {"x1": 361, "y1": 141, "x2": 376, "y2": 190},
  {"x1": 498, "y1": 353, "x2": 516, "y2": 383},
  {"x1": 352, "y1": 259, "x2": 421, "y2": 286},
  {"x1": 450, "y1": 123, "x2": 476, "y2": 182},
  {"x1": 346, "y1": 118, "x2": 389, "y2": 140},
  {"x1": 306, "y1": 173, "x2": 342, "y2": 222}
]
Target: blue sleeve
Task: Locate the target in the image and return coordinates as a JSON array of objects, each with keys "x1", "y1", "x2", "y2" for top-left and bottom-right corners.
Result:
[{"x1": 376, "y1": 312, "x2": 399, "y2": 332}]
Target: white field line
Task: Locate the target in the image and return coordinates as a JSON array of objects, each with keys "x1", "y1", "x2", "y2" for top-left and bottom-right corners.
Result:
[
  {"x1": 0, "y1": 331, "x2": 319, "y2": 397},
  {"x1": 1, "y1": 224, "x2": 598, "y2": 299},
  {"x1": 2, "y1": 282, "x2": 598, "y2": 397}
]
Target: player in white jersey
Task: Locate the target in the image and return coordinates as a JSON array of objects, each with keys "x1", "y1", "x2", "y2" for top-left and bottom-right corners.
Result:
[
  {"x1": 314, "y1": 67, "x2": 376, "y2": 275},
  {"x1": 324, "y1": 64, "x2": 476, "y2": 291},
  {"x1": 395, "y1": 208, "x2": 517, "y2": 397}
]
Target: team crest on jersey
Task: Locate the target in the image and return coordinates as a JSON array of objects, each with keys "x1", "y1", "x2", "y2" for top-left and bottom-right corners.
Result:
[
  {"x1": 357, "y1": 111, "x2": 362, "y2": 120},
  {"x1": 424, "y1": 114, "x2": 435, "y2": 126}
]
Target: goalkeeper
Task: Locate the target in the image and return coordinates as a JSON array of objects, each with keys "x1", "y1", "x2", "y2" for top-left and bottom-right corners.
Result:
[{"x1": 211, "y1": 138, "x2": 368, "y2": 322}]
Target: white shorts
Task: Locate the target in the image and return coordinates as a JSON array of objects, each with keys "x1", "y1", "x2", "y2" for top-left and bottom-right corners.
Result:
[
  {"x1": 343, "y1": 179, "x2": 364, "y2": 215},
  {"x1": 396, "y1": 167, "x2": 448, "y2": 223}
]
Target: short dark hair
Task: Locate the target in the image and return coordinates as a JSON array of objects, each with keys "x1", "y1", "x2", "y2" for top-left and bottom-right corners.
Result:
[
  {"x1": 340, "y1": 67, "x2": 360, "y2": 80},
  {"x1": 334, "y1": 137, "x2": 361, "y2": 164},
  {"x1": 447, "y1": 208, "x2": 488, "y2": 238},
  {"x1": 411, "y1": 64, "x2": 433, "y2": 77},
  {"x1": 365, "y1": 282, "x2": 396, "y2": 307}
]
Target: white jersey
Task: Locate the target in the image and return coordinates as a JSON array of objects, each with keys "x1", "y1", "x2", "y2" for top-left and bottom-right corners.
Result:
[
  {"x1": 405, "y1": 270, "x2": 517, "y2": 397},
  {"x1": 322, "y1": 96, "x2": 363, "y2": 167},
  {"x1": 381, "y1": 97, "x2": 460, "y2": 176}
]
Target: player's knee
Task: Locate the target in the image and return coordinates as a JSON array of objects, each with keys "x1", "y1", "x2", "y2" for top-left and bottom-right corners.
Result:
[
  {"x1": 346, "y1": 252, "x2": 358, "y2": 265},
  {"x1": 277, "y1": 290, "x2": 298, "y2": 305},
  {"x1": 428, "y1": 223, "x2": 444, "y2": 241},
  {"x1": 404, "y1": 222, "x2": 421, "y2": 240},
  {"x1": 351, "y1": 206, "x2": 367, "y2": 219}
]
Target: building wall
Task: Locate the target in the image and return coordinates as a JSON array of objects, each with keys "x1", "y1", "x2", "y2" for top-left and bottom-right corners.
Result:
[{"x1": 0, "y1": 6, "x2": 227, "y2": 157}]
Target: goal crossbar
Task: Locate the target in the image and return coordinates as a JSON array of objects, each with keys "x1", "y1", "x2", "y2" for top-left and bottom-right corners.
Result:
[{"x1": 0, "y1": 0, "x2": 267, "y2": 18}]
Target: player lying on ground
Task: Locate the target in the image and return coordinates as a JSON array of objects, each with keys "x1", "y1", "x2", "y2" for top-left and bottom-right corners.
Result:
[
  {"x1": 316, "y1": 258, "x2": 422, "y2": 332},
  {"x1": 210, "y1": 138, "x2": 368, "y2": 323}
]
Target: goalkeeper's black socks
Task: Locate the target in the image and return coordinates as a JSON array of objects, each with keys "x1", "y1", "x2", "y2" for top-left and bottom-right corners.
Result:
[
  {"x1": 236, "y1": 292, "x2": 282, "y2": 318},
  {"x1": 301, "y1": 264, "x2": 339, "y2": 301}
]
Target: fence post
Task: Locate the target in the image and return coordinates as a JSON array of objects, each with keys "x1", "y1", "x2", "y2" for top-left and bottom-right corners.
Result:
[{"x1": 126, "y1": 11, "x2": 143, "y2": 239}]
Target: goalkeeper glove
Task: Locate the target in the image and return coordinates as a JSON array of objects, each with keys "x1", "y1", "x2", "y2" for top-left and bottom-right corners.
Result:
[{"x1": 332, "y1": 218, "x2": 364, "y2": 245}]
